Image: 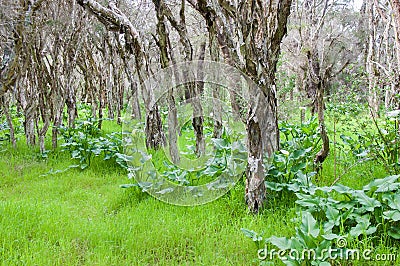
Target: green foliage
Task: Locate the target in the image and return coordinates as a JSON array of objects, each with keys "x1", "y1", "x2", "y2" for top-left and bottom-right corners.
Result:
[
  {"x1": 131, "y1": 129, "x2": 247, "y2": 188},
  {"x1": 58, "y1": 118, "x2": 131, "y2": 170},
  {"x1": 0, "y1": 106, "x2": 24, "y2": 146},
  {"x1": 243, "y1": 113, "x2": 400, "y2": 265},
  {"x1": 0, "y1": 121, "x2": 11, "y2": 143},
  {"x1": 265, "y1": 117, "x2": 320, "y2": 185},
  {"x1": 325, "y1": 99, "x2": 364, "y2": 118},
  {"x1": 338, "y1": 113, "x2": 400, "y2": 173},
  {"x1": 244, "y1": 174, "x2": 400, "y2": 265}
]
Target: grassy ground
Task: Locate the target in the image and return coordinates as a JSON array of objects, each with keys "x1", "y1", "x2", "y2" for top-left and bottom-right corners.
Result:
[
  {"x1": 0, "y1": 118, "x2": 399, "y2": 265},
  {"x1": 0, "y1": 137, "x2": 298, "y2": 265}
]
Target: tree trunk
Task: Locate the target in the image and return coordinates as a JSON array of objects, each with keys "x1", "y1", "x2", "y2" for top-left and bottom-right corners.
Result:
[
  {"x1": 306, "y1": 50, "x2": 330, "y2": 170},
  {"x1": 209, "y1": 19, "x2": 223, "y2": 139},
  {"x1": 1, "y1": 95, "x2": 16, "y2": 148},
  {"x1": 390, "y1": 0, "x2": 400, "y2": 110},
  {"x1": 77, "y1": 0, "x2": 165, "y2": 150},
  {"x1": 240, "y1": 0, "x2": 292, "y2": 213},
  {"x1": 153, "y1": 0, "x2": 179, "y2": 160},
  {"x1": 188, "y1": 0, "x2": 292, "y2": 212},
  {"x1": 246, "y1": 86, "x2": 279, "y2": 212},
  {"x1": 367, "y1": 0, "x2": 380, "y2": 117},
  {"x1": 192, "y1": 45, "x2": 206, "y2": 156}
]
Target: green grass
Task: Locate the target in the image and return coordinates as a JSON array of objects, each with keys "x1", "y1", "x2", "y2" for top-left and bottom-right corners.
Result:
[
  {"x1": 0, "y1": 141, "x2": 297, "y2": 265},
  {"x1": 1, "y1": 115, "x2": 399, "y2": 265}
]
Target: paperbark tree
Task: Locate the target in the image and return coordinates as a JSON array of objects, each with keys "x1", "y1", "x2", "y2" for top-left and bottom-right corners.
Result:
[
  {"x1": 302, "y1": 0, "x2": 332, "y2": 168},
  {"x1": 163, "y1": 0, "x2": 205, "y2": 156},
  {"x1": 366, "y1": 0, "x2": 381, "y2": 117},
  {"x1": 0, "y1": 0, "x2": 45, "y2": 147},
  {"x1": 152, "y1": 0, "x2": 180, "y2": 163},
  {"x1": 390, "y1": 0, "x2": 400, "y2": 109},
  {"x1": 189, "y1": 0, "x2": 292, "y2": 213},
  {"x1": 77, "y1": 0, "x2": 165, "y2": 149}
]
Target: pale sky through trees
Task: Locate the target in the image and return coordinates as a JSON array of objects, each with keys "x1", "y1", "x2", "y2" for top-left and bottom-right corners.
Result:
[{"x1": 354, "y1": 0, "x2": 363, "y2": 10}]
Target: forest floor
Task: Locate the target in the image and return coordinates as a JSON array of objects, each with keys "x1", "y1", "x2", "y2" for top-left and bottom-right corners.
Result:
[{"x1": 0, "y1": 119, "x2": 399, "y2": 265}]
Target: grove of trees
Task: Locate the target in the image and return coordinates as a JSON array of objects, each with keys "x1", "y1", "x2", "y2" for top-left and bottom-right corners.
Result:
[{"x1": 1, "y1": 0, "x2": 400, "y2": 213}]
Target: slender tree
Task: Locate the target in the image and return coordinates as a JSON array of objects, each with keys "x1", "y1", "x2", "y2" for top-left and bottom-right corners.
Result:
[
  {"x1": 77, "y1": 0, "x2": 165, "y2": 149},
  {"x1": 188, "y1": 0, "x2": 292, "y2": 212}
]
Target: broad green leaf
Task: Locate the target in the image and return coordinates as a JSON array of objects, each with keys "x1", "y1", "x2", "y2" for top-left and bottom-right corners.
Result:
[
  {"x1": 155, "y1": 187, "x2": 174, "y2": 194},
  {"x1": 265, "y1": 181, "x2": 284, "y2": 191},
  {"x1": 296, "y1": 194, "x2": 324, "y2": 210},
  {"x1": 296, "y1": 171, "x2": 314, "y2": 187},
  {"x1": 335, "y1": 201, "x2": 356, "y2": 210},
  {"x1": 317, "y1": 184, "x2": 354, "y2": 194},
  {"x1": 289, "y1": 236, "x2": 304, "y2": 251},
  {"x1": 287, "y1": 183, "x2": 301, "y2": 193},
  {"x1": 322, "y1": 233, "x2": 339, "y2": 240},
  {"x1": 71, "y1": 150, "x2": 80, "y2": 158},
  {"x1": 325, "y1": 205, "x2": 340, "y2": 225},
  {"x1": 300, "y1": 212, "x2": 319, "y2": 238},
  {"x1": 120, "y1": 183, "x2": 139, "y2": 188},
  {"x1": 365, "y1": 226, "x2": 377, "y2": 235},
  {"x1": 290, "y1": 149, "x2": 306, "y2": 160},
  {"x1": 283, "y1": 261, "x2": 301, "y2": 266},
  {"x1": 388, "y1": 226, "x2": 400, "y2": 239},
  {"x1": 316, "y1": 262, "x2": 331, "y2": 266},
  {"x1": 202, "y1": 165, "x2": 224, "y2": 176},
  {"x1": 316, "y1": 186, "x2": 333, "y2": 193},
  {"x1": 296, "y1": 198, "x2": 321, "y2": 209},
  {"x1": 115, "y1": 153, "x2": 134, "y2": 162},
  {"x1": 211, "y1": 138, "x2": 230, "y2": 150},
  {"x1": 104, "y1": 153, "x2": 113, "y2": 160},
  {"x1": 137, "y1": 182, "x2": 153, "y2": 192},
  {"x1": 274, "y1": 154, "x2": 287, "y2": 164},
  {"x1": 352, "y1": 190, "x2": 381, "y2": 211},
  {"x1": 383, "y1": 194, "x2": 400, "y2": 210},
  {"x1": 91, "y1": 147, "x2": 102, "y2": 155},
  {"x1": 331, "y1": 184, "x2": 354, "y2": 194},
  {"x1": 375, "y1": 183, "x2": 400, "y2": 193},
  {"x1": 291, "y1": 162, "x2": 307, "y2": 173},
  {"x1": 323, "y1": 221, "x2": 334, "y2": 233},
  {"x1": 241, "y1": 228, "x2": 263, "y2": 242},
  {"x1": 267, "y1": 236, "x2": 291, "y2": 250},
  {"x1": 349, "y1": 220, "x2": 376, "y2": 237},
  {"x1": 231, "y1": 141, "x2": 247, "y2": 153},
  {"x1": 296, "y1": 226, "x2": 318, "y2": 248},
  {"x1": 383, "y1": 210, "x2": 400, "y2": 221},
  {"x1": 340, "y1": 207, "x2": 355, "y2": 223},
  {"x1": 363, "y1": 175, "x2": 400, "y2": 191}
]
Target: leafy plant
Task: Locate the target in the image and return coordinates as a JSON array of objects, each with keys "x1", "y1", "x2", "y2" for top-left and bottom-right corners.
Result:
[
  {"x1": 264, "y1": 117, "x2": 320, "y2": 199},
  {"x1": 244, "y1": 211, "x2": 340, "y2": 266},
  {"x1": 244, "y1": 174, "x2": 400, "y2": 265},
  {"x1": 58, "y1": 118, "x2": 132, "y2": 170},
  {"x1": 0, "y1": 107, "x2": 24, "y2": 145},
  {"x1": 338, "y1": 112, "x2": 400, "y2": 173},
  {"x1": 138, "y1": 134, "x2": 246, "y2": 187},
  {"x1": 0, "y1": 121, "x2": 10, "y2": 143}
]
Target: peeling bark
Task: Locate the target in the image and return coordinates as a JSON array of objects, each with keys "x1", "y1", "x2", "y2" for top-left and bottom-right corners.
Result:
[
  {"x1": 367, "y1": 0, "x2": 381, "y2": 118},
  {"x1": 190, "y1": 0, "x2": 292, "y2": 213},
  {"x1": 77, "y1": 0, "x2": 165, "y2": 149},
  {"x1": 153, "y1": 0, "x2": 179, "y2": 161}
]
